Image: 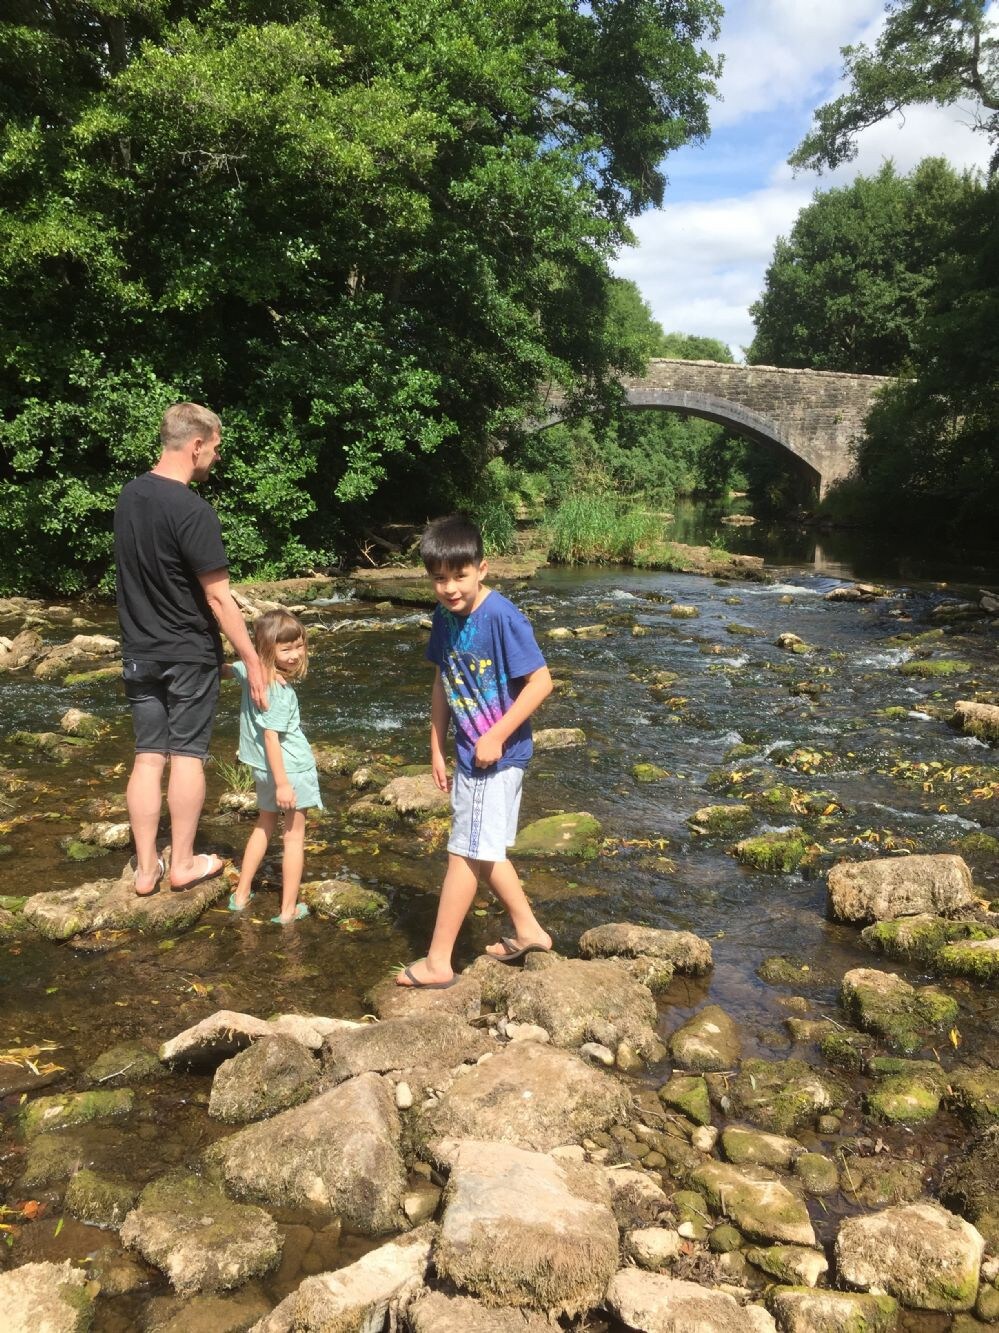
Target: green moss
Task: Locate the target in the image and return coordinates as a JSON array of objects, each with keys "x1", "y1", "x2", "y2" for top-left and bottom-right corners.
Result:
[
  {"x1": 672, "y1": 1189, "x2": 711, "y2": 1238},
  {"x1": 819, "y1": 1029, "x2": 872, "y2": 1073},
  {"x1": 841, "y1": 975, "x2": 958, "y2": 1054},
  {"x1": 64, "y1": 665, "x2": 120, "y2": 685},
  {"x1": 669, "y1": 604, "x2": 699, "y2": 618},
  {"x1": 729, "y1": 1058, "x2": 849, "y2": 1135},
  {"x1": 658, "y1": 1073, "x2": 711, "y2": 1126},
  {"x1": 688, "y1": 803, "x2": 754, "y2": 836},
  {"x1": 84, "y1": 1042, "x2": 164, "y2": 1086},
  {"x1": 945, "y1": 1070, "x2": 999, "y2": 1128},
  {"x1": 725, "y1": 622, "x2": 760, "y2": 636},
  {"x1": 724, "y1": 743, "x2": 757, "y2": 761},
  {"x1": 938, "y1": 939, "x2": 999, "y2": 983},
  {"x1": 513, "y1": 811, "x2": 602, "y2": 858},
  {"x1": 20, "y1": 1088, "x2": 134, "y2": 1138},
  {"x1": 865, "y1": 1073, "x2": 942, "y2": 1124},
  {"x1": 898, "y1": 658, "x2": 971, "y2": 677},
  {"x1": 758, "y1": 955, "x2": 824, "y2": 988},
  {"x1": 0, "y1": 894, "x2": 28, "y2": 912},
  {"x1": 632, "y1": 762, "x2": 669, "y2": 783},
  {"x1": 65, "y1": 1167, "x2": 137, "y2": 1228},
  {"x1": 734, "y1": 831, "x2": 810, "y2": 873},
  {"x1": 862, "y1": 915, "x2": 995, "y2": 966},
  {"x1": 793, "y1": 1153, "x2": 839, "y2": 1195},
  {"x1": 301, "y1": 879, "x2": 389, "y2": 922},
  {"x1": 62, "y1": 838, "x2": 105, "y2": 862},
  {"x1": 956, "y1": 832, "x2": 999, "y2": 858}
]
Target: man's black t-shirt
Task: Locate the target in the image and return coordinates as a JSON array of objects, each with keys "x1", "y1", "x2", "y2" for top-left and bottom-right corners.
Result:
[{"x1": 114, "y1": 473, "x2": 228, "y2": 664}]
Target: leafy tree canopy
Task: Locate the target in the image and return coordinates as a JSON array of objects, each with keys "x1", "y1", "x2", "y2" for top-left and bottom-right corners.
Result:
[
  {"x1": 790, "y1": 0, "x2": 999, "y2": 173},
  {"x1": 0, "y1": 0, "x2": 721, "y2": 592},
  {"x1": 748, "y1": 158, "x2": 980, "y2": 374}
]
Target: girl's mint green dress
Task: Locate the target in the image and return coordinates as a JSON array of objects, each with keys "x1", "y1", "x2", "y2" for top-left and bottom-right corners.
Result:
[{"x1": 231, "y1": 662, "x2": 322, "y2": 811}]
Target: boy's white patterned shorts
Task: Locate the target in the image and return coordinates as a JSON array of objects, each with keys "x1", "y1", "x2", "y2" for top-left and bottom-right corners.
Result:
[{"x1": 448, "y1": 766, "x2": 524, "y2": 862}]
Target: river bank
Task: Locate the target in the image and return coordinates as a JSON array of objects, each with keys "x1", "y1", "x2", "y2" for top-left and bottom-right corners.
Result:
[{"x1": 1, "y1": 554, "x2": 998, "y2": 1331}]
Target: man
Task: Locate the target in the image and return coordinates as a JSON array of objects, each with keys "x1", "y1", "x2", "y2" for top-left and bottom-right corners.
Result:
[{"x1": 114, "y1": 402, "x2": 268, "y2": 895}]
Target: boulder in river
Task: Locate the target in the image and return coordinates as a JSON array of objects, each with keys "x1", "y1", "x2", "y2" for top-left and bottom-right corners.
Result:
[
  {"x1": 252, "y1": 1226, "x2": 432, "y2": 1333},
  {"x1": 533, "y1": 727, "x2": 586, "y2": 750},
  {"x1": 766, "y1": 1287, "x2": 899, "y2": 1333},
  {"x1": 835, "y1": 1200, "x2": 984, "y2": 1311},
  {"x1": 513, "y1": 811, "x2": 602, "y2": 858},
  {"x1": 862, "y1": 912, "x2": 996, "y2": 965},
  {"x1": 121, "y1": 1170, "x2": 281, "y2": 1295},
  {"x1": 209, "y1": 1035, "x2": 319, "y2": 1122},
  {"x1": 321, "y1": 1012, "x2": 491, "y2": 1085},
  {"x1": 0, "y1": 628, "x2": 44, "y2": 671},
  {"x1": 723, "y1": 1058, "x2": 849, "y2": 1135},
  {"x1": 368, "y1": 971, "x2": 483, "y2": 1021},
  {"x1": 0, "y1": 1259, "x2": 97, "y2": 1332},
  {"x1": 206, "y1": 1071, "x2": 407, "y2": 1234},
  {"x1": 432, "y1": 1138, "x2": 618, "y2": 1315},
  {"x1": 840, "y1": 967, "x2": 958, "y2": 1054},
  {"x1": 33, "y1": 633, "x2": 119, "y2": 679},
  {"x1": 378, "y1": 772, "x2": 451, "y2": 818},
  {"x1": 952, "y1": 700, "x2": 999, "y2": 745},
  {"x1": 670, "y1": 1004, "x2": 741, "y2": 1072},
  {"x1": 691, "y1": 1160, "x2": 815, "y2": 1247},
  {"x1": 578, "y1": 921, "x2": 713, "y2": 973},
  {"x1": 605, "y1": 1269, "x2": 777, "y2": 1332},
  {"x1": 300, "y1": 877, "x2": 389, "y2": 921},
  {"x1": 827, "y1": 853, "x2": 975, "y2": 923},
  {"x1": 415, "y1": 1040, "x2": 629, "y2": 1153}
]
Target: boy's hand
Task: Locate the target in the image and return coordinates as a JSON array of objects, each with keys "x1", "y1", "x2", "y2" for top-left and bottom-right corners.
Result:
[
  {"x1": 431, "y1": 754, "x2": 450, "y2": 792},
  {"x1": 474, "y1": 731, "x2": 504, "y2": 768},
  {"x1": 275, "y1": 782, "x2": 296, "y2": 811}
]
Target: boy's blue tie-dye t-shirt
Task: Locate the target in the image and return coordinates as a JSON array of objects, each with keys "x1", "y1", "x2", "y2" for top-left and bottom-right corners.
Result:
[{"x1": 427, "y1": 590, "x2": 546, "y2": 774}]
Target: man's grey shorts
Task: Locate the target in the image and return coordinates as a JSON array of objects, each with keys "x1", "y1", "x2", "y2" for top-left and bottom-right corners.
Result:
[
  {"x1": 448, "y1": 766, "x2": 524, "y2": 863},
  {"x1": 122, "y1": 659, "x2": 220, "y2": 759}
]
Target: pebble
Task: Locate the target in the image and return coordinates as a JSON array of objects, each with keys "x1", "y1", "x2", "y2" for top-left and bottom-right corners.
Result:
[
  {"x1": 395, "y1": 1082, "x2": 413, "y2": 1110},
  {"x1": 580, "y1": 1042, "x2": 615, "y2": 1067},
  {"x1": 691, "y1": 1125, "x2": 718, "y2": 1153}
]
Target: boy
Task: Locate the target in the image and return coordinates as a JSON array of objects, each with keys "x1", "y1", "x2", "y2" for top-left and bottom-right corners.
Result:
[{"x1": 397, "y1": 514, "x2": 553, "y2": 988}]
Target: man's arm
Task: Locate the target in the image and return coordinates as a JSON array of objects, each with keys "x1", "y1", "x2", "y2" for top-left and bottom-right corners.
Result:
[
  {"x1": 430, "y1": 667, "x2": 451, "y2": 792},
  {"x1": 474, "y1": 664, "x2": 553, "y2": 768},
  {"x1": 196, "y1": 568, "x2": 268, "y2": 710}
]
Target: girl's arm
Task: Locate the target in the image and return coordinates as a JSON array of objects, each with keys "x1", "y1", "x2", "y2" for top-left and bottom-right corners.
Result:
[
  {"x1": 430, "y1": 668, "x2": 450, "y2": 792},
  {"x1": 263, "y1": 729, "x2": 296, "y2": 811}
]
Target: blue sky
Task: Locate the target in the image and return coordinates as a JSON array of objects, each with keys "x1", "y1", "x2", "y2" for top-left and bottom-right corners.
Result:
[{"x1": 613, "y1": 0, "x2": 993, "y2": 358}]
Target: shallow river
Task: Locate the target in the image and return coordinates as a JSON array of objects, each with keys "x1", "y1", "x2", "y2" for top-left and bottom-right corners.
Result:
[{"x1": 1, "y1": 532, "x2": 997, "y2": 1331}]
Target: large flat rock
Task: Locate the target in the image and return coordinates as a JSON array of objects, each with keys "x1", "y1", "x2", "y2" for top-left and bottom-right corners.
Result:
[
  {"x1": 206, "y1": 1072, "x2": 406, "y2": 1234},
  {"x1": 415, "y1": 1041, "x2": 629, "y2": 1152},
  {"x1": 578, "y1": 922, "x2": 713, "y2": 973},
  {"x1": 500, "y1": 955, "x2": 661, "y2": 1056},
  {"x1": 321, "y1": 1013, "x2": 491, "y2": 1084},
  {"x1": 835, "y1": 1201, "x2": 983, "y2": 1311},
  {"x1": 605, "y1": 1269, "x2": 777, "y2": 1332},
  {"x1": 691, "y1": 1161, "x2": 815, "y2": 1247},
  {"x1": 23, "y1": 863, "x2": 227, "y2": 940},
  {"x1": 0, "y1": 1259, "x2": 96, "y2": 1332},
  {"x1": 432, "y1": 1138, "x2": 618, "y2": 1316},
  {"x1": 827, "y1": 854, "x2": 974, "y2": 923}
]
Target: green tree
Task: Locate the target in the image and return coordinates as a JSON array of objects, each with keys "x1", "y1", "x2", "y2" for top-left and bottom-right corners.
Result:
[
  {"x1": 658, "y1": 331, "x2": 733, "y2": 360},
  {"x1": 748, "y1": 158, "x2": 979, "y2": 374},
  {"x1": 0, "y1": 0, "x2": 722, "y2": 593},
  {"x1": 790, "y1": 0, "x2": 999, "y2": 174}
]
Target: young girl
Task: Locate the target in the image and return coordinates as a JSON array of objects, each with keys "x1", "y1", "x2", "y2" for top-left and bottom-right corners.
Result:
[{"x1": 223, "y1": 609, "x2": 321, "y2": 924}]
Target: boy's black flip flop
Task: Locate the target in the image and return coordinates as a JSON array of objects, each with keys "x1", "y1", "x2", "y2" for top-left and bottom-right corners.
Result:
[
  {"x1": 491, "y1": 937, "x2": 551, "y2": 964},
  {"x1": 399, "y1": 967, "x2": 459, "y2": 990}
]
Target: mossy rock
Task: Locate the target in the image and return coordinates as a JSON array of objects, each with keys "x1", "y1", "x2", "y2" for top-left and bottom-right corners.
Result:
[
  {"x1": 658, "y1": 1073, "x2": 711, "y2": 1126},
  {"x1": 725, "y1": 622, "x2": 760, "y2": 636},
  {"x1": 84, "y1": 1042, "x2": 165, "y2": 1087},
  {"x1": 632, "y1": 763, "x2": 669, "y2": 783},
  {"x1": 940, "y1": 1125, "x2": 999, "y2": 1243},
  {"x1": 300, "y1": 878, "x2": 389, "y2": 922},
  {"x1": 672, "y1": 1189, "x2": 711, "y2": 1238},
  {"x1": 956, "y1": 832, "x2": 999, "y2": 861},
  {"x1": 723, "y1": 742, "x2": 757, "y2": 762},
  {"x1": 708, "y1": 1223, "x2": 744, "y2": 1253},
  {"x1": 669, "y1": 604, "x2": 699, "y2": 619},
  {"x1": 938, "y1": 937, "x2": 999, "y2": 984},
  {"x1": 865, "y1": 1072, "x2": 943, "y2": 1125},
  {"x1": 61, "y1": 838, "x2": 106, "y2": 862},
  {"x1": 311, "y1": 742, "x2": 368, "y2": 776},
  {"x1": 840, "y1": 969, "x2": 958, "y2": 1055},
  {"x1": 513, "y1": 811, "x2": 602, "y2": 859},
  {"x1": 862, "y1": 914, "x2": 996, "y2": 967},
  {"x1": 733, "y1": 831, "x2": 810, "y2": 873},
  {"x1": 64, "y1": 664, "x2": 121, "y2": 685},
  {"x1": 945, "y1": 1068, "x2": 999, "y2": 1129},
  {"x1": 20, "y1": 1131, "x2": 89, "y2": 1188},
  {"x1": 819, "y1": 1029, "x2": 873, "y2": 1073},
  {"x1": 839, "y1": 1154, "x2": 925, "y2": 1207},
  {"x1": 65, "y1": 1168, "x2": 137, "y2": 1229},
  {"x1": 899, "y1": 658, "x2": 971, "y2": 678},
  {"x1": 20, "y1": 1088, "x2": 134, "y2": 1138},
  {"x1": 727, "y1": 1058, "x2": 849, "y2": 1135},
  {"x1": 793, "y1": 1153, "x2": 839, "y2": 1195},
  {"x1": 688, "y1": 804, "x2": 754, "y2": 837},
  {"x1": 757, "y1": 955, "x2": 827, "y2": 989}
]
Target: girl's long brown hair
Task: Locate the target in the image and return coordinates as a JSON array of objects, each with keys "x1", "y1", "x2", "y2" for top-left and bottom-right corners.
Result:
[{"x1": 252, "y1": 609, "x2": 308, "y2": 682}]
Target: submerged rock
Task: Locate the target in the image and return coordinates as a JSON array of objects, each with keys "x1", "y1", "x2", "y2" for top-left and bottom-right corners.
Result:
[
  {"x1": 415, "y1": 1041, "x2": 629, "y2": 1152},
  {"x1": 432, "y1": 1138, "x2": 617, "y2": 1316},
  {"x1": 206, "y1": 1072, "x2": 407, "y2": 1234},
  {"x1": 827, "y1": 853, "x2": 975, "y2": 923},
  {"x1": 725, "y1": 1059, "x2": 849, "y2": 1135},
  {"x1": 513, "y1": 811, "x2": 602, "y2": 858},
  {"x1": 300, "y1": 877, "x2": 389, "y2": 921},
  {"x1": 835, "y1": 1201, "x2": 984, "y2": 1311},
  {"x1": 65, "y1": 1167, "x2": 137, "y2": 1229},
  {"x1": 688, "y1": 803, "x2": 755, "y2": 836},
  {"x1": 840, "y1": 967, "x2": 958, "y2": 1054},
  {"x1": 0, "y1": 1259, "x2": 96, "y2": 1332},
  {"x1": 121, "y1": 1170, "x2": 281, "y2": 1295},
  {"x1": 605, "y1": 1269, "x2": 776, "y2": 1332},
  {"x1": 253, "y1": 1227, "x2": 432, "y2": 1333},
  {"x1": 670, "y1": 1004, "x2": 741, "y2": 1072},
  {"x1": 209, "y1": 1036, "x2": 319, "y2": 1122},
  {"x1": 734, "y1": 830, "x2": 811, "y2": 874},
  {"x1": 20, "y1": 1087, "x2": 133, "y2": 1138}
]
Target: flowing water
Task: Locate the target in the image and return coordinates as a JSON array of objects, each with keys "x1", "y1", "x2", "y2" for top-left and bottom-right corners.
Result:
[{"x1": 1, "y1": 523, "x2": 998, "y2": 1330}]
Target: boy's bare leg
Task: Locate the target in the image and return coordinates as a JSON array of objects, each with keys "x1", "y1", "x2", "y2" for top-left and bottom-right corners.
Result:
[
  {"x1": 127, "y1": 751, "x2": 167, "y2": 894},
  {"x1": 398, "y1": 853, "x2": 479, "y2": 985},
  {"x1": 277, "y1": 810, "x2": 306, "y2": 920},
  {"x1": 483, "y1": 859, "x2": 552, "y2": 956},
  {"x1": 233, "y1": 810, "x2": 278, "y2": 907}
]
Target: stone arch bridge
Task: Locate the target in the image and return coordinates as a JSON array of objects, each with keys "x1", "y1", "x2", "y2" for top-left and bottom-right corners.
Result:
[{"x1": 540, "y1": 359, "x2": 891, "y2": 498}]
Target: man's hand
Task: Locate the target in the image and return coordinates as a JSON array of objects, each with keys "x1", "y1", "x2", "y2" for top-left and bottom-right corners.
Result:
[
  {"x1": 275, "y1": 782, "x2": 296, "y2": 811},
  {"x1": 474, "y1": 730, "x2": 504, "y2": 768},
  {"x1": 246, "y1": 658, "x2": 269, "y2": 712},
  {"x1": 431, "y1": 753, "x2": 451, "y2": 793}
]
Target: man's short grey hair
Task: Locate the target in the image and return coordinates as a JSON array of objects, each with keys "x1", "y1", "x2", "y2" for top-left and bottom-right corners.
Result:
[{"x1": 160, "y1": 402, "x2": 221, "y2": 450}]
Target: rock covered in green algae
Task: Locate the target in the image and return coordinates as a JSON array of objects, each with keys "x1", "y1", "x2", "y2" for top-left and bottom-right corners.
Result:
[
  {"x1": 945, "y1": 1068, "x2": 999, "y2": 1129},
  {"x1": 757, "y1": 955, "x2": 828, "y2": 988},
  {"x1": 671, "y1": 1189, "x2": 711, "y2": 1239},
  {"x1": 818, "y1": 1027, "x2": 873, "y2": 1073},
  {"x1": 691, "y1": 1160, "x2": 815, "y2": 1247},
  {"x1": 941, "y1": 1126, "x2": 999, "y2": 1253},
  {"x1": 938, "y1": 936, "x2": 999, "y2": 983},
  {"x1": 20, "y1": 1087, "x2": 134, "y2": 1138},
  {"x1": 120, "y1": 1170, "x2": 281, "y2": 1295},
  {"x1": 840, "y1": 967, "x2": 958, "y2": 1053},
  {"x1": 766, "y1": 1287, "x2": 899, "y2": 1333},
  {"x1": 744, "y1": 1243, "x2": 828, "y2": 1287},
  {"x1": 513, "y1": 811, "x2": 602, "y2": 858},
  {"x1": 658, "y1": 1073, "x2": 711, "y2": 1126},
  {"x1": 669, "y1": 1004, "x2": 741, "y2": 1073},
  {"x1": 863, "y1": 913, "x2": 996, "y2": 966},
  {"x1": 827, "y1": 853, "x2": 975, "y2": 924},
  {"x1": 899, "y1": 657, "x2": 972, "y2": 677},
  {"x1": 835, "y1": 1201, "x2": 984, "y2": 1312},
  {"x1": 300, "y1": 877, "x2": 389, "y2": 921},
  {"x1": 669, "y1": 604, "x2": 699, "y2": 618},
  {"x1": 865, "y1": 1059, "x2": 946, "y2": 1124},
  {"x1": 724, "y1": 1058, "x2": 849, "y2": 1135},
  {"x1": 20, "y1": 1130, "x2": 89, "y2": 1189},
  {"x1": 632, "y1": 762, "x2": 669, "y2": 783},
  {"x1": 65, "y1": 1167, "x2": 137, "y2": 1228},
  {"x1": 84, "y1": 1041, "x2": 164, "y2": 1086},
  {"x1": 0, "y1": 1259, "x2": 97, "y2": 1332},
  {"x1": 720, "y1": 1126, "x2": 803, "y2": 1171},
  {"x1": 59, "y1": 707, "x2": 104, "y2": 738},
  {"x1": 688, "y1": 803, "x2": 754, "y2": 836},
  {"x1": 733, "y1": 830, "x2": 811, "y2": 873},
  {"x1": 793, "y1": 1153, "x2": 839, "y2": 1195},
  {"x1": 209, "y1": 1034, "x2": 319, "y2": 1123},
  {"x1": 839, "y1": 1154, "x2": 926, "y2": 1207}
]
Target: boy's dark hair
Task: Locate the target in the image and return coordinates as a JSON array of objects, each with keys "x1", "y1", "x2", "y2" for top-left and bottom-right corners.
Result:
[{"x1": 420, "y1": 514, "x2": 484, "y2": 572}]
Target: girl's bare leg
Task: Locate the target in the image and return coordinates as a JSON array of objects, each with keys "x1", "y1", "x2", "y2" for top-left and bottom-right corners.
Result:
[
  {"x1": 276, "y1": 809, "x2": 306, "y2": 920},
  {"x1": 233, "y1": 810, "x2": 278, "y2": 907}
]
